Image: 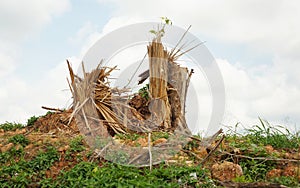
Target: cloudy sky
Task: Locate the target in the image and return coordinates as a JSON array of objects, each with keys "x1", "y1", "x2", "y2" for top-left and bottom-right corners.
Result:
[{"x1": 0, "y1": 0, "x2": 299, "y2": 133}]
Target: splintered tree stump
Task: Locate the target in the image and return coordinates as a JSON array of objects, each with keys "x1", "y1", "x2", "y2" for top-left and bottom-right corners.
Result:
[
  {"x1": 67, "y1": 36, "x2": 193, "y2": 135},
  {"x1": 148, "y1": 42, "x2": 171, "y2": 129},
  {"x1": 147, "y1": 41, "x2": 191, "y2": 131}
]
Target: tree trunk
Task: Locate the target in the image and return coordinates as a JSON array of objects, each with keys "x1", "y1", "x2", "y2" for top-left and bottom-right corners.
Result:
[
  {"x1": 147, "y1": 42, "x2": 171, "y2": 129},
  {"x1": 147, "y1": 41, "x2": 191, "y2": 131}
]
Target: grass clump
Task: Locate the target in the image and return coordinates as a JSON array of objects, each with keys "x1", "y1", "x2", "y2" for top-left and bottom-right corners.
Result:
[
  {"x1": 0, "y1": 122, "x2": 24, "y2": 131},
  {"x1": 69, "y1": 135, "x2": 85, "y2": 153},
  {"x1": 226, "y1": 117, "x2": 300, "y2": 151},
  {"x1": 245, "y1": 118, "x2": 300, "y2": 149},
  {"x1": 239, "y1": 159, "x2": 275, "y2": 182},
  {"x1": 65, "y1": 135, "x2": 85, "y2": 161},
  {"x1": 26, "y1": 115, "x2": 39, "y2": 126},
  {"x1": 0, "y1": 147, "x2": 25, "y2": 164},
  {"x1": 29, "y1": 146, "x2": 59, "y2": 171},
  {"x1": 224, "y1": 118, "x2": 300, "y2": 187},
  {"x1": 8, "y1": 134, "x2": 30, "y2": 147}
]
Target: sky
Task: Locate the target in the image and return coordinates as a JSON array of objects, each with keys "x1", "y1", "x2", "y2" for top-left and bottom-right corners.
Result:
[{"x1": 0, "y1": 0, "x2": 299, "y2": 133}]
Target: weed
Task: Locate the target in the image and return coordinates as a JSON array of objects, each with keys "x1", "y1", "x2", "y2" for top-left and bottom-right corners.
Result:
[
  {"x1": 0, "y1": 146, "x2": 59, "y2": 187},
  {"x1": 138, "y1": 84, "x2": 150, "y2": 100},
  {"x1": 69, "y1": 135, "x2": 85, "y2": 152},
  {"x1": 240, "y1": 159, "x2": 275, "y2": 182},
  {"x1": 27, "y1": 115, "x2": 39, "y2": 126},
  {"x1": 0, "y1": 152, "x2": 10, "y2": 164},
  {"x1": 0, "y1": 122, "x2": 24, "y2": 131},
  {"x1": 44, "y1": 111, "x2": 54, "y2": 116},
  {"x1": 105, "y1": 150, "x2": 130, "y2": 164},
  {"x1": 270, "y1": 176, "x2": 300, "y2": 187},
  {"x1": 0, "y1": 147, "x2": 25, "y2": 164},
  {"x1": 39, "y1": 178, "x2": 55, "y2": 188},
  {"x1": 29, "y1": 146, "x2": 59, "y2": 171},
  {"x1": 8, "y1": 134, "x2": 30, "y2": 146},
  {"x1": 115, "y1": 133, "x2": 141, "y2": 141},
  {"x1": 245, "y1": 117, "x2": 300, "y2": 149},
  {"x1": 151, "y1": 131, "x2": 170, "y2": 141},
  {"x1": 65, "y1": 136, "x2": 85, "y2": 161},
  {"x1": 52, "y1": 162, "x2": 212, "y2": 188},
  {"x1": 226, "y1": 118, "x2": 300, "y2": 151},
  {"x1": 149, "y1": 17, "x2": 172, "y2": 39}
]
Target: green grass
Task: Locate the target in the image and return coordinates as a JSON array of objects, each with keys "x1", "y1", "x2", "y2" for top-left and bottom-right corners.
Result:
[
  {"x1": 226, "y1": 117, "x2": 300, "y2": 153},
  {"x1": 115, "y1": 133, "x2": 141, "y2": 141},
  {"x1": 0, "y1": 122, "x2": 24, "y2": 131},
  {"x1": 0, "y1": 113, "x2": 54, "y2": 131},
  {"x1": 270, "y1": 176, "x2": 300, "y2": 187},
  {"x1": 41, "y1": 162, "x2": 212, "y2": 188},
  {"x1": 0, "y1": 146, "x2": 25, "y2": 164},
  {"x1": 0, "y1": 113, "x2": 46, "y2": 131},
  {"x1": 239, "y1": 159, "x2": 275, "y2": 182},
  {"x1": 224, "y1": 118, "x2": 300, "y2": 187},
  {"x1": 69, "y1": 135, "x2": 85, "y2": 152},
  {"x1": 245, "y1": 117, "x2": 300, "y2": 149},
  {"x1": 8, "y1": 134, "x2": 30, "y2": 147},
  {"x1": 0, "y1": 117, "x2": 299, "y2": 187},
  {"x1": 26, "y1": 115, "x2": 39, "y2": 126},
  {"x1": 0, "y1": 146, "x2": 59, "y2": 187}
]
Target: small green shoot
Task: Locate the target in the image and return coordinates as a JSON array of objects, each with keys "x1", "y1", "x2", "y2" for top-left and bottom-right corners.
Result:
[{"x1": 138, "y1": 84, "x2": 150, "y2": 100}]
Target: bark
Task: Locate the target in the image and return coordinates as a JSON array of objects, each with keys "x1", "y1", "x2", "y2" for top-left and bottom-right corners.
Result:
[{"x1": 167, "y1": 63, "x2": 189, "y2": 130}]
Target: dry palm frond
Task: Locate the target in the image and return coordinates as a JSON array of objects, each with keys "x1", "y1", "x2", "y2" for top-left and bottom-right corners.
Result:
[
  {"x1": 168, "y1": 25, "x2": 206, "y2": 63},
  {"x1": 66, "y1": 60, "x2": 137, "y2": 136}
]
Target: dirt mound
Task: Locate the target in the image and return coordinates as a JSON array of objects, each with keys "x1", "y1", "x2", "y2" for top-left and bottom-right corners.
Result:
[{"x1": 31, "y1": 109, "x2": 78, "y2": 134}]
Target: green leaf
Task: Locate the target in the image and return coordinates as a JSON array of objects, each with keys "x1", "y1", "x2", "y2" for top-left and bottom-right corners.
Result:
[{"x1": 149, "y1": 30, "x2": 157, "y2": 35}]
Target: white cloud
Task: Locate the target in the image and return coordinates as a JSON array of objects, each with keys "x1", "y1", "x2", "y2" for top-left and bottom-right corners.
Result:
[
  {"x1": 0, "y1": 0, "x2": 71, "y2": 123},
  {"x1": 68, "y1": 22, "x2": 98, "y2": 46},
  {"x1": 0, "y1": 53, "x2": 15, "y2": 78},
  {"x1": 0, "y1": 0, "x2": 71, "y2": 43},
  {"x1": 0, "y1": 57, "x2": 80, "y2": 124},
  {"x1": 0, "y1": 76, "x2": 29, "y2": 123},
  {"x1": 34, "y1": 57, "x2": 80, "y2": 109},
  {"x1": 98, "y1": 0, "x2": 300, "y2": 63},
  {"x1": 217, "y1": 59, "x2": 300, "y2": 130},
  {"x1": 77, "y1": 16, "x2": 144, "y2": 59}
]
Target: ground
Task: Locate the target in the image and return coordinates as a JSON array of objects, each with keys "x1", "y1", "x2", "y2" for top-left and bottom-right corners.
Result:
[{"x1": 0, "y1": 112, "x2": 299, "y2": 187}]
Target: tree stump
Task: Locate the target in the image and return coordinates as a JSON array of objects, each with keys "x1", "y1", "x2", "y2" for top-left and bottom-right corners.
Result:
[
  {"x1": 147, "y1": 42, "x2": 171, "y2": 129},
  {"x1": 147, "y1": 41, "x2": 191, "y2": 131}
]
